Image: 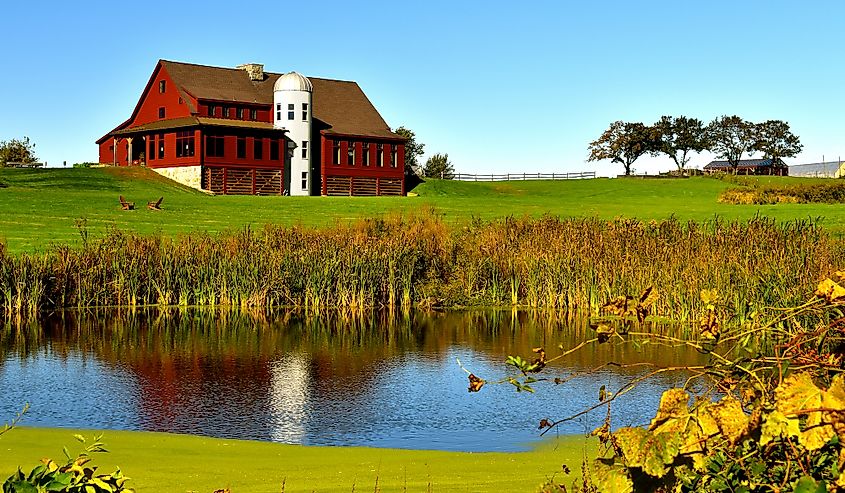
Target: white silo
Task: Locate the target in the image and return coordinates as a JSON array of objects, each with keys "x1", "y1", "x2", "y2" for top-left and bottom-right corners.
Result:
[{"x1": 273, "y1": 72, "x2": 313, "y2": 196}]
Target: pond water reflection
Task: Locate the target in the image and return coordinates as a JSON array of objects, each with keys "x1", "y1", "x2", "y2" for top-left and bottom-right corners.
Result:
[{"x1": 0, "y1": 310, "x2": 707, "y2": 452}]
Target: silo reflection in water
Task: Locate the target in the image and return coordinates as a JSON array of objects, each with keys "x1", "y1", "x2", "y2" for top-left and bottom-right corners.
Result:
[{"x1": 268, "y1": 353, "x2": 311, "y2": 443}]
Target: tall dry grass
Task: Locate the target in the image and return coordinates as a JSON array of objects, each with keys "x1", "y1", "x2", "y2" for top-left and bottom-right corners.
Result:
[{"x1": 0, "y1": 212, "x2": 840, "y2": 318}]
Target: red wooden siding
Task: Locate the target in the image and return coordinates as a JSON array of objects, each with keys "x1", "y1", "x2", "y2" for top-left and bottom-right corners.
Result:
[
  {"x1": 320, "y1": 135, "x2": 405, "y2": 196},
  {"x1": 133, "y1": 65, "x2": 191, "y2": 127},
  {"x1": 146, "y1": 129, "x2": 202, "y2": 168},
  {"x1": 198, "y1": 101, "x2": 272, "y2": 123},
  {"x1": 98, "y1": 139, "x2": 124, "y2": 166},
  {"x1": 202, "y1": 132, "x2": 285, "y2": 168},
  {"x1": 102, "y1": 129, "x2": 287, "y2": 170}
]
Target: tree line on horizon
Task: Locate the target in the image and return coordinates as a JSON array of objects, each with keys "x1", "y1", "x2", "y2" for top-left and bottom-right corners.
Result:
[
  {"x1": 395, "y1": 126, "x2": 455, "y2": 180},
  {"x1": 587, "y1": 115, "x2": 803, "y2": 176}
]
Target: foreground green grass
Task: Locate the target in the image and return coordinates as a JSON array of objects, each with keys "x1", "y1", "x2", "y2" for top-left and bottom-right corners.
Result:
[
  {"x1": 1, "y1": 167, "x2": 844, "y2": 252},
  {"x1": 0, "y1": 427, "x2": 592, "y2": 492}
]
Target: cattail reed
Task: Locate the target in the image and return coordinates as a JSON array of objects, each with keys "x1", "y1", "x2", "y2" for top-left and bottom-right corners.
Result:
[{"x1": 0, "y1": 212, "x2": 840, "y2": 318}]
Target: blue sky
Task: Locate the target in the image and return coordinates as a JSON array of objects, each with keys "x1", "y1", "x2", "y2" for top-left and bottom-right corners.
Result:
[{"x1": 1, "y1": 1, "x2": 843, "y2": 176}]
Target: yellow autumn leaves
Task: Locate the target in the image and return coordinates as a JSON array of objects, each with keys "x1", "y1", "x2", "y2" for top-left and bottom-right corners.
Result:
[
  {"x1": 699, "y1": 289, "x2": 721, "y2": 341},
  {"x1": 768, "y1": 373, "x2": 845, "y2": 450},
  {"x1": 593, "y1": 374, "x2": 845, "y2": 492},
  {"x1": 641, "y1": 388, "x2": 749, "y2": 471},
  {"x1": 815, "y1": 273, "x2": 845, "y2": 303},
  {"x1": 769, "y1": 373, "x2": 845, "y2": 488},
  {"x1": 600, "y1": 286, "x2": 659, "y2": 324}
]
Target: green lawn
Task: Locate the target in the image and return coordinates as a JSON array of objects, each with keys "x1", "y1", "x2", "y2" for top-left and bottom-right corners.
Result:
[
  {"x1": 0, "y1": 427, "x2": 592, "y2": 493},
  {"x1": 1, "y1": 167, "x2": 844, "y2": 253}
]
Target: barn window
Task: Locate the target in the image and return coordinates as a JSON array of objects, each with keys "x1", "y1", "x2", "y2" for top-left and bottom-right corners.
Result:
[
  {"x1": 176, "y1": 131, "x2": 194, "y2": 158},
  {"x1": 287, "y1": 103, "x2": 294, "y2": 120},
  {"x1": 254, "y1": 138, "x2": 263, "y2": 160},
  {"x1": 158, "y1": 107, "x2": 165, "y2": 119},
  {"x1": 391, "y1": 145, "x2": 398, "y2": 168},
  {"x1": 237, "y1": 137, "x2": 247, "y2": 159},
  {"x1": 250, "y1": 109, "x2": 258, "y2": 120},
  {"x1": 301, "y1": 171, "x2": 308, "y2": 190},
  {"x1": 376, "y1": 144, "x2": 384, "y2": 167},
  {"x1": 276, "y1": 103, "x2": 282, "y2": 121},
  {"x1": 237, "y1": 107, "x2": 244, "y2": 119},
  {"x1": 158, "y1": 133, "x2": 165, "y2": 159},
  {"x1": 159, "y1": 80, "x2": 166, "y2": 93},
  {"x1": 362, "y1": 143, "x2": 370, "y2": 167},
  {"x1": 270, "y1": 140, "x2": 279, "y2": 160},
  {"x1": 207, "y1": 105, "x2": 217, "y2": 117},
  {"x1": 206, "y1": 135, "x2": 225, "y2": 157},
  {"x1": 302, "y1": 103, "x2": 308, "y2": 121},
  {"x1": 347, "y1": 141, "x2": 355, "y2": 165},
  {"x1": 223, "y1": 106, "x2": 230, "y2": 118},
  {"x1": 333, "y1": 140, "x2": 341, "y2": 164}
]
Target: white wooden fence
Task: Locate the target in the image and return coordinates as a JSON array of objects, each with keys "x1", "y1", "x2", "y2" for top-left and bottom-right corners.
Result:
[{"x1": 450, "y1": 171, "x2": 595, "y2": 181}]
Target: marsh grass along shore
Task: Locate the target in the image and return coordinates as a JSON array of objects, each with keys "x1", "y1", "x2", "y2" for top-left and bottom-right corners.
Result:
[{"x1": 0, "y1": 213, "x2": 840, "y2": 320}]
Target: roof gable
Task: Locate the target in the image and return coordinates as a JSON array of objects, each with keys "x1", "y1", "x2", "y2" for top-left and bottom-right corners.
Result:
[
  {"x1": 98, "y1": 61, "x2": 195, "y2": 143},
  {"x1": 97, "y1": 63, "x2": 166, "y2": 143}
]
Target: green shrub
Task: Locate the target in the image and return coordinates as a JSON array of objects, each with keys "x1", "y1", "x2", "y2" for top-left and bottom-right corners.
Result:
[
  {"x1": 720, "y1": 181, "x2": 845, "y2": 204},
  {"x1": 3, "y1": 434, "x2": 133, "y2": 493}
]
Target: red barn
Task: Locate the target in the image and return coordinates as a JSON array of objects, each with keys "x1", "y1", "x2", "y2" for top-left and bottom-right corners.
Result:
[{"x1": 97, "y1": 60, "x2": 407, "y2": 196}]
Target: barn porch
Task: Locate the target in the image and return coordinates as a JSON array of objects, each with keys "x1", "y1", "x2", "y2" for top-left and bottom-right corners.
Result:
[
  {"x1": 107, "y1": 117, "x2": 292, "y2": 195},
  {"x1": 203, "y1": 166, "x2": 285, "y2": 195}
]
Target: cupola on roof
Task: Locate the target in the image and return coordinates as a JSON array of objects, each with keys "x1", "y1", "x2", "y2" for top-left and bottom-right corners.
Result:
[{"x1": 274, "y1": 72, "x2": 313, "y2": 92}]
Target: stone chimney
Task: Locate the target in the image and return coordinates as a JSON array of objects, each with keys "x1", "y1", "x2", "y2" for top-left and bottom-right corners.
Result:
[{"x1": 237, "y1": 63, "x2": 264, "y2": 81}]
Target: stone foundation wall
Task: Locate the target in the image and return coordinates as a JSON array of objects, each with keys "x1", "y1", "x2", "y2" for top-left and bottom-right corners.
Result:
[{"x1": 152, "y1": 166, "x2": 203, "y2": 190}]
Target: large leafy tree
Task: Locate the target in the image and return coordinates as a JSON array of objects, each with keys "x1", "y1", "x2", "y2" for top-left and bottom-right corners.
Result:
[
  {"x1": 752, "y1": 119, "x2": 802, "y2": 164},
  {"x1": 652, "y1": 116, "x2": 709, "y2": 173},
  {"x1": 706, "y1": 116, "x2": 755, "y2": 172},
  {"x1": 0, "y1": 137, "x2": 37, "y2": 167},
  {"x1": 587, "y1": 121, "x2": 657, "y2": 175},
  {"x1": 422, "y1": 153, "x2": 454, "y2": 179},
  {"x1": 393, "y1": 126, "x2": 425, "y2": 177}
]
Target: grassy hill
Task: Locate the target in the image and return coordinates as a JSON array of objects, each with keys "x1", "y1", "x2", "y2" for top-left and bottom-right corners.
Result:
[{"x1": 1, "y1": 167, "x2": 843, "y2": 252}]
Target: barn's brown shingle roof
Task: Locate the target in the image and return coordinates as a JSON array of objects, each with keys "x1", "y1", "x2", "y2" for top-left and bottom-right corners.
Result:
[{"x1": 160, "y1": 60, "x2": 402, "y2": 140}]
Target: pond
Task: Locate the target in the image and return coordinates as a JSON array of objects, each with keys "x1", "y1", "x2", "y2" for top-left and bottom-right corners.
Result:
[{"x1": 0, "y1": 310, "x2": 706, "y2": 452}]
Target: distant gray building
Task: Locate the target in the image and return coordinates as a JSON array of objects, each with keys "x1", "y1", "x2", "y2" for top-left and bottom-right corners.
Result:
[
  {"x1": 789, "y1": 161, "x2": 845, "y2": 178},
  {"x1": 703, "y1": 158, "x2": 788, "y2": 175}
]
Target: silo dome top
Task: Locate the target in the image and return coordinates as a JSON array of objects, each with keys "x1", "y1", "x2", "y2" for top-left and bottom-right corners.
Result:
[{"x1": 274, "y1": 72, "x2": 313, "y2": 92}]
